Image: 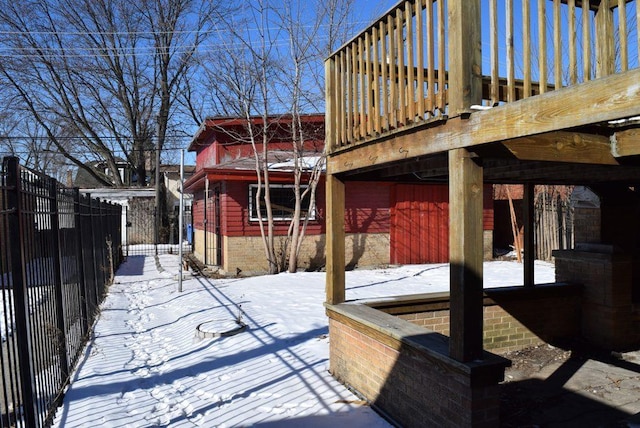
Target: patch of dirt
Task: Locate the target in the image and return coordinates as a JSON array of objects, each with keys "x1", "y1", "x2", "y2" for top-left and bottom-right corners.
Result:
[
  {"x1": 502, "y1": 344, "x2": 572, "y2": 381},
  {"x1": 183, "y1": 254, "x2": 226, "y2": 278},
  {"x1": 498, "y1": 343, "x2": 640, "y2": 427}
]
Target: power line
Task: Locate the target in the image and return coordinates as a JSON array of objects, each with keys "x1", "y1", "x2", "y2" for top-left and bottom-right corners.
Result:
[
  {"x1": 0, "y1": 20, "x2": 372, "y2": 37},
  {"x1": 0, "y1": 134, "x2": 191, "y2": 140}
]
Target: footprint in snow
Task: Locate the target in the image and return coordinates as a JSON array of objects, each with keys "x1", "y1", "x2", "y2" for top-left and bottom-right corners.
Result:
[
  {"x1": 117, "y1": 391, "x2": 136, "y2": 404},
  {"x1": 132, "y1": 367, "x2": 151, "y2": 378}
]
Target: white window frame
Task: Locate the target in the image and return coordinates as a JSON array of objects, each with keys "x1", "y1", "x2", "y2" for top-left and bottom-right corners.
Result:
[{"x1": 249, "y1": 183, "x2": 316, "y2": 222}]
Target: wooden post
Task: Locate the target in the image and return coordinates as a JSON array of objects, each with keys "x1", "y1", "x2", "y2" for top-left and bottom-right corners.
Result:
[
  {"x1": 523, "y1": 183, "x2": 535, "y2": 287},
  {"x1": 326, "y1": 174, "x2": 346, "y2": 304},
  {"x1": 325, "y1": 58, "x2": 337, "y2": 153},
  {"x1": 449, "y1": 148, "x2": 484, "y2": 362},
  {"x1": 448, "y1": 0, "x2": 482, "y2": 116},
  {"x1": 595, "y1": 0, "x2": 614, "y2": 78}
]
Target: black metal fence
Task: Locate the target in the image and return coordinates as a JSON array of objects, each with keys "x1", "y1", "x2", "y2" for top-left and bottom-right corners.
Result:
[{"x1": 0, "y1": 157, "x2": 122, "y2": 427}]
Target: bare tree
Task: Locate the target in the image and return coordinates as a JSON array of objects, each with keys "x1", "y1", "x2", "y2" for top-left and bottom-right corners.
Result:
[
  {"x1": 0, "y1": 0, "x2": 222, "y2": 186},
  {"x1": 196, "y1": 0, "x2": 355, "y2": 274}
]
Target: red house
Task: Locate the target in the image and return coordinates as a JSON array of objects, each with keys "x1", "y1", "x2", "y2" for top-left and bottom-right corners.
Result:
[{"x1": 184, "y1": 114, "x2": 494, "y2": 275}]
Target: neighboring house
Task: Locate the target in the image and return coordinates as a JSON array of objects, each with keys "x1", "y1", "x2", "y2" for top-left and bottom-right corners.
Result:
[
  {"x1": 161, "y1": 163, "x2": 195, "y2": 244},
  {"x1": 184, "y1": 114, "x2": 494, "y2": 275},
  {"x1": 77, "y1": 163, "x2": 195, "y2": 253},
  {"x1": 78, "y1": 187, "x2": 156, "y2": 249},
  {"x1": 74, "y1": 158, "x2": 146, "y2": 188}
]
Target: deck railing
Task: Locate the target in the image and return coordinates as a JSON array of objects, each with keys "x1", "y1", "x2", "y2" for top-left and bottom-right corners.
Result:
[{"x1": 325, "y1": 0, "x2": 640, "y2": 153}]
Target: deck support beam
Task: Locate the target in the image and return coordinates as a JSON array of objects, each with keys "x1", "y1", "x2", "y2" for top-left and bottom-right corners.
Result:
[
  {"x1": 449, "y1": 148, "x2": 484, "y2": 362},
  {"x1": 502, "y1": 131, "x2": 618, "y2": 165},
  {"x1": 613, "y1": 128, "x2": 640, "y2": 158},
  {"x1": 326, "y1": 174, "x2": 346, "y2": 305}
]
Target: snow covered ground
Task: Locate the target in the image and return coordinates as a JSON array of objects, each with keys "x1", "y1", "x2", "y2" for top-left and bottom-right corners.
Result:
[{"x1": 52, "y1": 255, "x2": 555, "y2": 427}]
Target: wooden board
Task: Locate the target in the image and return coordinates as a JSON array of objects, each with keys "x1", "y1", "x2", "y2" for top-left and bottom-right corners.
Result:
[
  {"x1": 612, "y1": 128, "x2": 640, "y2": 157},
  {"x1": 502, "y1": 131, "x2": 617, "y2": 165}
]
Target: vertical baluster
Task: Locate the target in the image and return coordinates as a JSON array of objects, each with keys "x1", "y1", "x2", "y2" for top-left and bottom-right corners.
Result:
[
  {"x1": 388, "y1": 14, "x2": 397, "y2": 128},
  {"x1": 346, "y1": 45, "x2": 354, "y2": 143},
  {"x1": 489, "y1": 0, "x2": 498, "y2": 104},
  {"x1": 416, "y1": 0, "x2": 425, "y2": 120},
  {"x1": 569, "y1": 0, "x2": 578, "y2": 84},
  {"x1": 372, "y1": 26, "x2": 381, "y2": 134},
  {"x1": 396, "y1": 8, "x2": 406, "y2": 125},
  {"x1": 336, "y1": 52, "x2": 344, "y2": 147},
  {"x1": 523, "y1": 0, "x2": 532, "y2": 98},
  {"x1": 437, "y1": 0, "x2": 445, "y2": 112},
  {"x1": 358, "y1": 37, "x2": 366, "y2": 138},
  {"x1": 427, "y1": 0, "x2": 435, "y2": 114},
  {"x1": 380, "y1": 20, "x2": 390, "y2": 131},
  {"x1": 554, "y1": 0, "x2": 562, "y2": 89},
  {"x1": 506, "y1": 0, "x2": 515, "y2": 102},
  {"x1": 583, "y1": 0, "x2": 591, "y2": 81},
  {"x1": 339, "y1": 51, "x2": 346, "y2": 146},
  {"x1": 365, "y1": 31, "x2": 373, "y2": 136},
  {"x1": 538, "y1": 0, "x2": 548, "y2": 93},
  {"x1": 351, "y1": 43, "x2": 358, "y2": 139},
  {"x1": 405, "y1": 1, "x2": 416, "y2": 122},
  {"x1": 618, "y1": 0, "x2": 628, "y2": 71}
]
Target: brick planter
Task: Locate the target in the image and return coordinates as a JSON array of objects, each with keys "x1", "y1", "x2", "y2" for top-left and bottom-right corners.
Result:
[{"x1": 327, "y1": 303, "x2": 509, "y2": 427}]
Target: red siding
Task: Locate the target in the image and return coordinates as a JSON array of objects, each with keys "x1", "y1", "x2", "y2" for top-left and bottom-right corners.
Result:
[
  {"x1": 223, "y1": 181, "x2": 324, "y2": 237},
  {"x1": 222, "y1": 181, "x2": 246, "y2": 236},
  {"x1": 391, "y1": 184, "x2": 494, "y2": 264},
  {"x1": 195, "y1": 143, "x2": 217, "y2": 170},
  {"x1": 344, "y1": 182, "x2": 391, "y2": 233},
  {"x1": 483, "y1": 184, "x2": 494, "y2": 230},
  {"x1": 194, "y1": 178, "x2": 494, "y2": 265},
  {"x1": 391, "y1": 184, "x2": 449, "y2": 264},
  {"x1": 192, "y1": 190, "x2": 205, "y2": 229}
]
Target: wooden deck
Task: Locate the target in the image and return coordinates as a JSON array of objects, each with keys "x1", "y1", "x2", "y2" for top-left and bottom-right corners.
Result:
[
  {"x1": 325, "y1": 0, "x2": 640, "y2": 362},
  {"x1": 325, "y1": 0, "x2": 640, "y2": 184}
]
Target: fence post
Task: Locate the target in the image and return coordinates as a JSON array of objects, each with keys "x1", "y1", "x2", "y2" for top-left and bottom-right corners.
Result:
[
  {"x1": 73, "y1": 189, "x2": 88, "y2": 334},
  {"x1": 3, "y1": 156, "x2": 38, "y2": 427},
  {"x1": 87, "y1": 195, "x2": 98, "y2": 318},
  {"x1": 49, "y1": 181, "x2": 70, "y2": 384},
  {"x1": 96, "y1": 199, "x2": 106, "y2": 291}
]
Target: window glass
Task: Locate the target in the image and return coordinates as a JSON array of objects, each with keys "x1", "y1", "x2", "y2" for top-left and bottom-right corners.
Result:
[{"x1": 249, "y1": 184, "x2": 315, "y2": 221}]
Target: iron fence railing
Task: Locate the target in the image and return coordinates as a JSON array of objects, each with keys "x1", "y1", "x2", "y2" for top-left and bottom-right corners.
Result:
[{"x1": 0, "y1": 156, "x2": 122, "y2": 427}]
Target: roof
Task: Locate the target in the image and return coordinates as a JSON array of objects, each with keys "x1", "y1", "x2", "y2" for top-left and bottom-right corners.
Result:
[
  {"x1": 183, "y1": 151, "x2": 324, "y2": 192},
  {"x1": 187, "y1": 113, "x2": 325, "y2": 152}
]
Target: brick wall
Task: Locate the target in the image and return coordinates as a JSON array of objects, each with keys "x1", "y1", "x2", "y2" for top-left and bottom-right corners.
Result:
[
  {"x1": 373, "y1": 284, "x2": 582, "y2": 354},
  {"x1": 328, "y1": 305, "x2": 508, "y2": 427},
  {"x1": 192, "y1": 228, "x2": 219, "y2": 266},
  {"x1": 574, "y1": 207, "x2": 601, "y2": 244},
  {"x1": 222, "y1": 232, "x2": 390, "y2": 275},
  {"x1": 554, "y1": 249, "x2": 640, "y2": 350}
]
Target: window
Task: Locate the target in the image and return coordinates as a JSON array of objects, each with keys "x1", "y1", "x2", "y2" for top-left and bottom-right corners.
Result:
[{"x1": 249, "y1": 184, "x2": 315, "y2": 221}]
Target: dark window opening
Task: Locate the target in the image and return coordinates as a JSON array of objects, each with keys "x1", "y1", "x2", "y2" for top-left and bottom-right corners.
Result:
[{"x1": 249, "y1": 184, "x2": 315, "y2": 221}]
